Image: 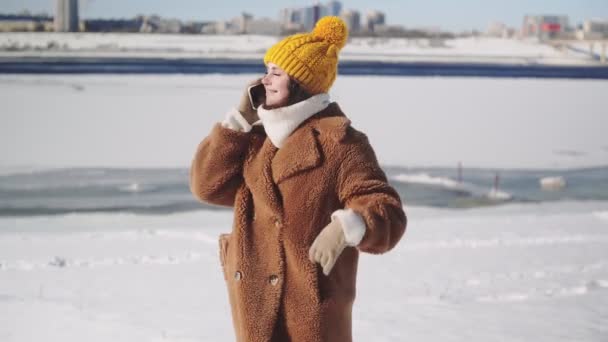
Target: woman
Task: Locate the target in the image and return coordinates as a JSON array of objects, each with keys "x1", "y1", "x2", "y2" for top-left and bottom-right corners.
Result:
[{"x1": 190, "y1": 16, "x2": 407, "y2": 342}]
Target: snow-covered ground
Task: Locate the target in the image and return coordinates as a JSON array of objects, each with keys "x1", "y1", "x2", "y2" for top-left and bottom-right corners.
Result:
[
  {"x1": 1, "y1": 201, "x2": 607, "y2": 341},
  {"x1": 0, "y1": 33, "x2": 599, "y2": 65},
  {"x1": 1, "y1": 74, "x2": 607, "y2": 170}
]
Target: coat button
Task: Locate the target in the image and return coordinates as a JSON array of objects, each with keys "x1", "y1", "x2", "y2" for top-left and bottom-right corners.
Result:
[
  {"x1": 269, "y1": 274, "x2": 279, "y2": 286},
  {"x1": 234, "y1": 271, "x2": 242, "y2": 281},
  {"x1": 274, "y1": 219, "x2": 281, "y2": 228}
]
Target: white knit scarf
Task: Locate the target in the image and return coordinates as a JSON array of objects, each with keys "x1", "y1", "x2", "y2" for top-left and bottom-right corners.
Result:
[{"x1": 256, "y1": 93, "x2": 331, "y2": 148}]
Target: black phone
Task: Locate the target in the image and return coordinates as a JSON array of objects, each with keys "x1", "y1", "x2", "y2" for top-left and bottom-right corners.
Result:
[{"x1": 247, "y1": 83, "x2": 266, "y2": 110}]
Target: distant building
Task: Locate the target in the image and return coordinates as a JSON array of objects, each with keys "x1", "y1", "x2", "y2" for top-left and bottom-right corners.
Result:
[
  {"x1": 324, "y1": 1, "x2": 343, "y2": 17},
  {"x1": 181, "y1": 21, "x2": 211, "y2": 34},
  {"x1": 582, "y1": 19, "x2": 608, "y2": 39},
  {"x1": 0, "y1": 14, "x2": 53, "y2": 32},
  {"x1": 373, "y1": 24, "x2": 407, "y2": 37},
  {"x1": 522, "y1": 15, "x2": 569, "y2": 40},
  {"x1": 486, "y1": 22, "x2": 514, "y2": 38},
  {"x1": 277, "y1": 1, "x2": 390, "y2": 36},
  {"x1": 200, "y1": 22, "x2": 218, "y2": 34},
  {"x1": 279, "y1": 8, "x2": 303, "y2": 32},
  {"x1": 279, "y1": 7, "x2": 293, "y2": 27},
  {"x1": 232, "y1": 12, "x2": 253, "y2": 34},
  {"x1": 301, "y1": 5, "x2": 322, "y2": 31},
  {"x1": 140, "y1": 15, "x2": 182, "y2": 33},
  {"x1": 279, "y1": 1, "x2": 343, "y2": 32},
  {"x1": 55, "y1": 0, "x2": 79, "y2": 32},
  {"x1": 84, "y1": 18, "x2": 143, "y2": 33},
  {"x1": 365, "y1": 10, "x2": 385, "y2": 33},
  {"x1": 200, "y1": 14, "x2": 279, "y2": 35},
  {"x1": 340, "y1": 9, "x2": 361, "y2": 33},
  {"x1": 247, "y1": 18, "x2": 282, "y2": 35},
  {"x1": 200, "y1": 21, "x2": 226, "y2": 34}
]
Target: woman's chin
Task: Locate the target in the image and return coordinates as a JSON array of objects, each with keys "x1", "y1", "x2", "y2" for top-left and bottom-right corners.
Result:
[{"x1": 264, "y1": 98, "x2": 287, "y2": 109}]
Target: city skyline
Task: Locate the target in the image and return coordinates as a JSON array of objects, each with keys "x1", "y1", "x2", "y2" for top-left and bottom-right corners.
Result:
[{"x1": 2, "y1": 0, "x2": 608, "y2": 32}]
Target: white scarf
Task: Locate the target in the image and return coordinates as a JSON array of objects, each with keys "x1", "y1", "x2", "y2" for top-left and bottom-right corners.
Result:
[{"x1": 254, "y1": 93, "x2": 331, "y2": 148}]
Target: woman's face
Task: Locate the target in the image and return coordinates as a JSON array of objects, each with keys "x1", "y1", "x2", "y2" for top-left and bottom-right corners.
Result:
[{"x1": 262, "y1": 62, "x2": 290, "y2": 108}]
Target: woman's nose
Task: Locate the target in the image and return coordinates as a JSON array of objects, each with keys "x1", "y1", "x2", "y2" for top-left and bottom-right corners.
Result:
[{"x1": 262, "y1": 74, "x2": 270, "y2": 85}]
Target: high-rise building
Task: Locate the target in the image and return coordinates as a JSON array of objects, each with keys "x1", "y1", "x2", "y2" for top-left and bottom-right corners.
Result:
[
  {"x1": 340, "y1": 9, "x2": 361, "y2": 33},
  {"x1": 279, "y1": 1, "x2": 343, "y2": 32},
  {"x1": 280, "y1": 8, "x2": 294, "y2": 27},
  {"x1": 365, "y1": 10, "x2": 385, "y2": 32},
  {"x1": 301, "y1": 6, "x2": 316, "y2": 31},
  {"x1": 232, "y1": 12, "x2": 253, "y2": 34},
  {"x1": 326, "y1": 1, "x2": 343, "y2": 16},
  {"x1": 54, "y1": 0, "x2": 78, "y2": 32},
  {"x1": 279, "y1": 7, "x2": 303, "y2": 32}
]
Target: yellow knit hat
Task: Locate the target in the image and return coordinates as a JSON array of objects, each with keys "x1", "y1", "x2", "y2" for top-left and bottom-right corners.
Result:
[{"x1": 264, "y1": 16, "x2": 348, "y2": 95}]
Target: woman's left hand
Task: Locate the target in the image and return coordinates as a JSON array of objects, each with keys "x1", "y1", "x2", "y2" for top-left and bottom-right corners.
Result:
[{"x1": 308, "y1": 220, "x2": 348, "y2": 276}]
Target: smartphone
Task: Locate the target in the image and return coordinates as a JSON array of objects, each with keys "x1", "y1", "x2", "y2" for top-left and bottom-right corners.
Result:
[{"x1": 247, "y1": 83, "x2": 266, "y2": 110}]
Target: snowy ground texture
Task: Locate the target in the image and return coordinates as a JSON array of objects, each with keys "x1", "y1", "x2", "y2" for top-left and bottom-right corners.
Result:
[
  {"x1": 1, "y1": 201, "x2": 608, "y2": 341},
  {"x1": 0, "y1": 33, "x2": 599, "y2": 65}
]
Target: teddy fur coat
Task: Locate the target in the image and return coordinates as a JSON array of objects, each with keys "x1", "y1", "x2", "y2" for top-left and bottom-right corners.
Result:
[{"x1": 189, "y1": 102, "x2": 407, "y2": 342}]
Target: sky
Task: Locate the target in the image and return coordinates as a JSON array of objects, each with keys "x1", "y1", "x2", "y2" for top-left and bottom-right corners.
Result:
[{"x1": 2, "y1": 0, "x2": 608, "y2": 32}]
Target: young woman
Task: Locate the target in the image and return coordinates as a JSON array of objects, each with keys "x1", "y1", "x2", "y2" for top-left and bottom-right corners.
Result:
[{"x1": 190, "y1": 16, "x2": 407, "y2": 342}]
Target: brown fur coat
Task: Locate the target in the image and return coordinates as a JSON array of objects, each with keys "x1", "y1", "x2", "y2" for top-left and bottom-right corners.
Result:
[{"x1": 190, "y1": 102, "x2": 407, "y2": 342}]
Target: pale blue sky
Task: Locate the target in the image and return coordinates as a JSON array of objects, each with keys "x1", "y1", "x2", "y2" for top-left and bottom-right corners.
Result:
[{"x1": 2, "y1": 0, "x2": 607, "y2": 31}]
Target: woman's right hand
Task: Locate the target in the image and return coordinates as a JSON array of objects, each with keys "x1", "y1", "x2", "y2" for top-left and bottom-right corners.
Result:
[{"x1": 237, "y1": 78, "x2": 264, "y2": 124}]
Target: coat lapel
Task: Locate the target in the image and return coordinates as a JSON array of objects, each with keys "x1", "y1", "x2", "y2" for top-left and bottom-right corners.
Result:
[
  {"x1": 243, "y1": 103, "x2": 347, "y2": 220},
  {"x1": 271, "y1": 124, "x2": 323, "y2": 185},
  {"x1": 271, "y1": 102, "x2": 350, "y2": 185}
]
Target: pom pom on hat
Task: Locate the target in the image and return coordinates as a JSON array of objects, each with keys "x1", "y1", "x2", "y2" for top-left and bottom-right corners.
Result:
[
  {"x1": 312, "y1": 16, "x2": 348, "y2": 50},
  {"x1": 263, "y1": 16, "x2": 349, "y2": 94}
]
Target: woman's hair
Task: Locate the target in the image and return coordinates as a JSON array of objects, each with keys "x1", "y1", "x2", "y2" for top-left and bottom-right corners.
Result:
[
  {"x1": 287, "y1": 78, "x2": 313, "y2": 105},
  {"x1": 264, "y1": 77, "x2": 313, "y2": 109}
]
